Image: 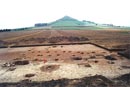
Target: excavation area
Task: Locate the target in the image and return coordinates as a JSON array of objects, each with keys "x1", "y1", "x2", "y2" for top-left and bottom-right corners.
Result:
[
  {"x1": 0, "y1": 43, "x2": 130, "y2": 86},
  {"x1": 0, "y1": 29, "x2": 130, "y2": 87}
]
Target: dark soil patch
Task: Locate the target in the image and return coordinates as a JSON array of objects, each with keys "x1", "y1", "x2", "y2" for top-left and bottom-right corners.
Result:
[
  {"x1": 80, "y1": 52, "x2": 84, "y2": 54},
  {"x1": 33, "y1": 58, "x2": 39, "y2": 61},
  {"x1": 72, "y1": 55, "x2": 75, "y2": 56},
  {"x1": 54, "y1": 58, "x2": 59, "y2": 61},
  {"x1": 37, "y1": 54, "x2": 43, "y2": 56},
  {"x1": 78, "y1": 63, "x2": 91, "y2": 67},
  {"x1": 46, "y1": 51, "x2": 50, "y2": 53},
  {"x1": 68, "y1": 51, "x2": 72, "y2": 53},
  {"x1": 20, "y1": 79, "x2": 32, "y2": 83},
  {"x1": 63, "y1": 51, "x2": 66, "y2": 53},
  {"x1": 92, "y1": 51, "x2": 95, "y2": 53},
  {"x1": 105, "y1": 55, "x2": 117, "y2": 60},
  {"x1": 0, "y1": 75, "x2": 116, "y2": 87},
  {"x1": 13, "y1": 60, "x2": 29, "y2": 65},
  {"x1": 121, "y1": 65, "x2": 130, "y2": 69},
  {"x1": 71, "y1": 57, "x2": 82, "y2": 60},
  {"x1": 115, "y1": 73, "x2": 130, "y2": 85},
  {"x1": 25, "y1": 74, "x2": 35, "y2": 78},
  {"x1": 40, "y1": 65, "x2": 60, "y2": 72},
  {"x1": 94, "y1": 60, "x2": 99, "y2": 63},
  {"x1": 48, "y1": 55, "x2": 51, "y2": 56},
  {"x1": 56, "y1": 54, "x2": 60, "y2": 56},
  {"x1": 48, "y1": 36, "x2": 89, "y2": 43},
  {"x1": 77, "y1": 51, "x2": 80, "y2": 53},
  {"x1": 118, "y1": 49, "x2": 130, "y2": 59}
]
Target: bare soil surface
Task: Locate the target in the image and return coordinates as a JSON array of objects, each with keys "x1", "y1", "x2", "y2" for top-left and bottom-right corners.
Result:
[
  {"x1": 0, "y1": 30, "x2": 130, "y2": 49},
  {"x1": 0, "y1": 44, "x2": 130, "y2": 85},
  {"x1": 0, "y1": 29, "x2": 130, "y2": 87}
]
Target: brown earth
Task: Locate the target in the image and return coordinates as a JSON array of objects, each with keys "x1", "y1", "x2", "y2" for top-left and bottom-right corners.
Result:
[
  {"x1": 0, "y1": 29, "x2": 130, "y2": 50},
  {"x1": 0, "y1": 29, "x2": 130, "y2": 87}
]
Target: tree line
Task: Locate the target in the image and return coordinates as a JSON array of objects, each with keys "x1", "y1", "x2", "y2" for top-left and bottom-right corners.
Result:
[{"x1": 0, "y1": 27, "x2": 32, "y2": 32}]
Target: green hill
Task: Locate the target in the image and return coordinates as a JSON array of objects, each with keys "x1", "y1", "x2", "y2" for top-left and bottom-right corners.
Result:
[
  {"x1": 50, "y1": 16, "x2": 85, "y2": 26},
  {"x1": 33, "y1": 16, "x2": 129, "y2": 30}
]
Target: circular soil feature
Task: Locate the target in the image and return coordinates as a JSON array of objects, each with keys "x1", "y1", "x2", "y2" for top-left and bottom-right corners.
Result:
[
  {"x1": 25, "y1": 74, "x2": 35, "y2": 78},
  {"x1": 54, "y1": 58, "x2": 59, "y2": 61},
  {"x1": 94, "y1": 60, "x2": 99, "y2": 63},
  {"x1": 71, "y1": 57, "x2": 82, "y2": 60},
  {"x1": 40, "y1": 65, "x2": 60, "y2": 72}
]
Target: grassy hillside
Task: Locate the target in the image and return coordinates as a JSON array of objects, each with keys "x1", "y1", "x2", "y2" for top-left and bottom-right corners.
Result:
[
  {"x1": 50, "y1": 16, "x2": 85, "y2": 26},
  {"x1": 52, "y1": 26, "x2": 103, "y2": 30},
  {"x1": 31, "y1": 16, "x2": 130, "y2": 30}
]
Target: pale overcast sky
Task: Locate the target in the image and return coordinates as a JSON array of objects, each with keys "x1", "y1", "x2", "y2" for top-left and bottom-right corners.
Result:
[{"x1": 0, "y1": 0, "x2": 130, "y2": 29}]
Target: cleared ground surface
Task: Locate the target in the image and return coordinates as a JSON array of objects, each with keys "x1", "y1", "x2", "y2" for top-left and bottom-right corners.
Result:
[
  {"x1": 0, "y1": 29, "x2": 130, "y2": 49},
  {"x1": 0, "y1": 29, "x2": 130, "y2": 87},
  {"x1": 0, "y1": 44, "x2": 130, "y2": 83}
]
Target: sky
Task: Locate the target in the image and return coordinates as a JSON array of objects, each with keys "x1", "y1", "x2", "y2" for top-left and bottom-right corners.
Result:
[{"x1": 0, "y1": 0, "x2": 130, "y2": 29}]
